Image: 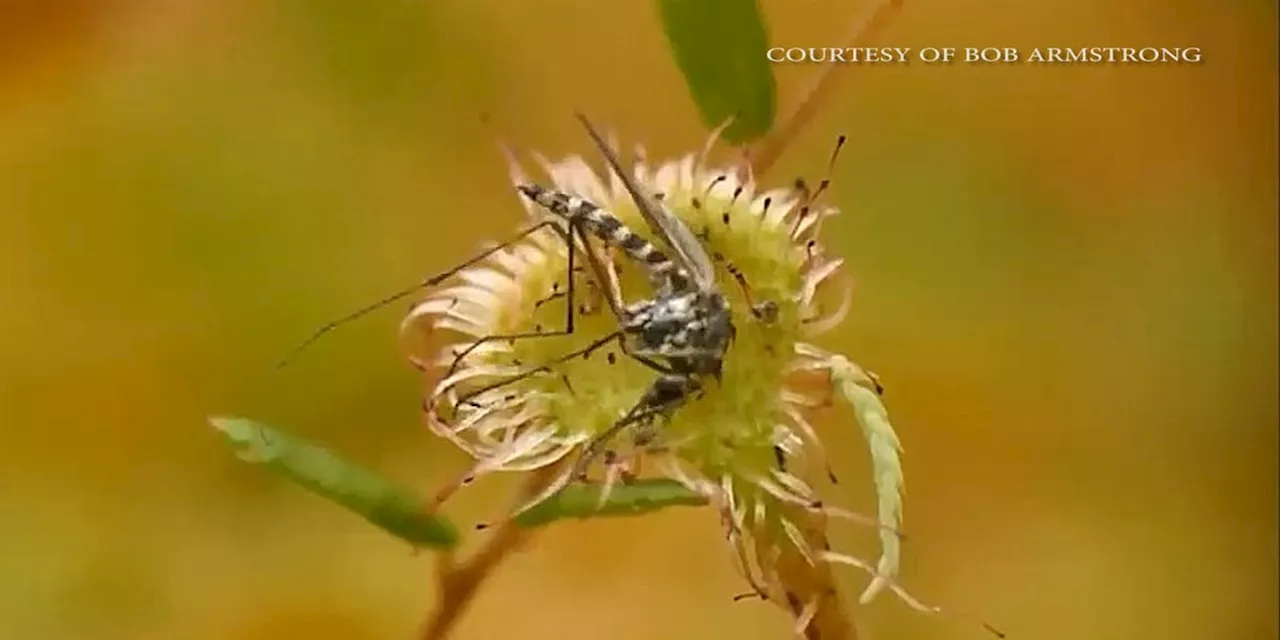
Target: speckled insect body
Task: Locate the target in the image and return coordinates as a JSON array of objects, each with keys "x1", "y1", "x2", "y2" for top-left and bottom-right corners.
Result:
[
  {"x1": 513, "y1": 114, "x2": 740, "y2": 481},
  {"x1": 282, "y1": 114, "x2": 743, "y2": 483}
]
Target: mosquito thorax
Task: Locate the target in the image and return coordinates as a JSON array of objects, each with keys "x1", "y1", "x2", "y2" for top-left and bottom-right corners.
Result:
[{"x1": 697, "y1": 292, "x2": 734, "y2": 352}]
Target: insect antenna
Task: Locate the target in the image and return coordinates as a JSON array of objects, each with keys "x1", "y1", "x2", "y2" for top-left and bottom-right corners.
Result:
[
  {"x1": 275, "y1": 283, "x2": 429, "y2": 370},
  {"x1": 275, "y1": 218, "x2": 562, "y2": 370}
]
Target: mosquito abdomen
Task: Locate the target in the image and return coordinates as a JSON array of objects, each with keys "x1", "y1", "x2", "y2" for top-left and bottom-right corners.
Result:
[{"x1": 516, "y1": 184, "x2": 691, "y2": 291}]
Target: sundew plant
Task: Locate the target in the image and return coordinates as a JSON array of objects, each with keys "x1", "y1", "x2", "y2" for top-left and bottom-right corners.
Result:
[{"x1": 211, "y1": 1, "x2": 986, "y2": 638}]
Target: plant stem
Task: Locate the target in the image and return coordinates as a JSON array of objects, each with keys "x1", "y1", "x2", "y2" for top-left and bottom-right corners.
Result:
[
  {"x1": 775, "y1": 508, "x2": 859, "y2": 640},
  {"x1": 417, "y1": 466, "x2": 559, "y2": 640},
  {"x1": 747, "y1": 0, "x2": 903, "y2": 178}
]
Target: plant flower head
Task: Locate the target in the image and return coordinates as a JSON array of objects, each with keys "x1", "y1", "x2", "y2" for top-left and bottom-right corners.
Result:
[{"x1": 400, "y1": 122, "x2": 911, "y2": 624}]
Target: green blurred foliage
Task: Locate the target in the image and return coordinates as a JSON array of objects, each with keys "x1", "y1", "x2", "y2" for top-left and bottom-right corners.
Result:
[
  {"x1": 0, "y1": 1, "x2": 1275, "y2": 640},
  {"x1": 657, "y1": 0, "x2": 776, "y2": 142},
  {"x1": 212, "y1": 418, "x2": 460, "y2": 549}
]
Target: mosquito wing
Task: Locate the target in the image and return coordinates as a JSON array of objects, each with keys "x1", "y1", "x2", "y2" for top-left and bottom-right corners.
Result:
[{"x1": 575, "y1": 113, "x2": 717, "y2": 293}]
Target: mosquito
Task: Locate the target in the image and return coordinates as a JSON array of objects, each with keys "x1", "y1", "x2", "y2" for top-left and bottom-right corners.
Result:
[
  {"x1": 278, "y1": 113, "x2": 765, "y2": 489},
  {"x1": 452, "y1": 113, "x2": 779, "y2": 493}
]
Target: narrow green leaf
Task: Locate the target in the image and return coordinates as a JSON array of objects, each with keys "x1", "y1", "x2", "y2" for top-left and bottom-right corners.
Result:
[
  {"x1": 211, "y1": 416, "x2": 459, "y2": 549},
  {"x1": 826, "y1": 357, "x2": 904, "y2": 605},
  {"x1": 656, "y1": 0, "x2": 777, "y2": 143},
  {"x1": 514, "y1": 479, "x2": 707, "y2": 528}
]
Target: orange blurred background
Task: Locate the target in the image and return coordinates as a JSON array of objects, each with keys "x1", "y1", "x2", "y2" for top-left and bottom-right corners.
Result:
[{"x1": 1, "y1": 1, "x2": 1275, "y2": 639}]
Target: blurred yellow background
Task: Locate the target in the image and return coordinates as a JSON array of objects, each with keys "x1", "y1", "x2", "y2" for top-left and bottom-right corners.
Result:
[{"x1": 1, "y1": 1, "x2": 1275, "y2": 639}]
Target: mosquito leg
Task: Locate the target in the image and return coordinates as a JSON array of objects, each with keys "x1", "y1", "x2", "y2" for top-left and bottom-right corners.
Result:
[
  {"x1": 447, "y1": 218, "x2": 674, "y2": 407},
  {"x1": 536, "y1": 260, "x2": 605, "y2": 316},
  {"x1": 592, "y1": 450, "x2": 631, "y2": 510},
  {"x1": 617, "y1": 420, "x2": 664, "y2": 480},
  {"x1": 278, "y1": 219, "x2": 568, "y2": 369},
  {"x1": 559, "y1": 218, "x2": 678, "y2": 378},
  {"x1": 614, "y1": 339, "x2": 679, "y2": 375},
  {"x1": 567, "y1": 218, "x2": 631, "y2": 326},
  {"x1": 448, "y1": 225, "x2": 679, "y2": 408},
  {"x1": 567, "y1": 374, "x2": 694, "y2": 483},
  {"x1": 568, "y1": 402, "x2": 663, "y2": 483},
  {"x1": 454, "y1": 329, "x2": 626, "y2": 407},
  {"x1": 444, "y1": 222, "x2": 579, "y2": 377},
  {"x1": 511, "y1": 187, "x2": 630, "y2": 330},
  {"x1": 726, "y1": 265, "x2": 779, "y2": 323},
  {"x1": 451, "y1": 322, "x2": 682, "y2": 410}
]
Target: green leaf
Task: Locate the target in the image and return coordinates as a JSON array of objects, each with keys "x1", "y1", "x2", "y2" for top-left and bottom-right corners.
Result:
[
  {"x1": 514, "y1": 479, "x2": 707, "y2": 528},
  {"x1": 211, "y1": 416, "x2": 459, "y2": 549},
  {"x1": 826, "y1": 356, "x2": 903, "y2": 605},
  {"x1": 656, "y1": 0, "x2": 777, "y2": 143}
]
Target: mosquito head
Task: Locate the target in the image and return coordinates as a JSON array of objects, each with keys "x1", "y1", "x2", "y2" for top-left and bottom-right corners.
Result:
[{"x1": 652, "y1": 374, "x2": 700, "y2": 407}]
